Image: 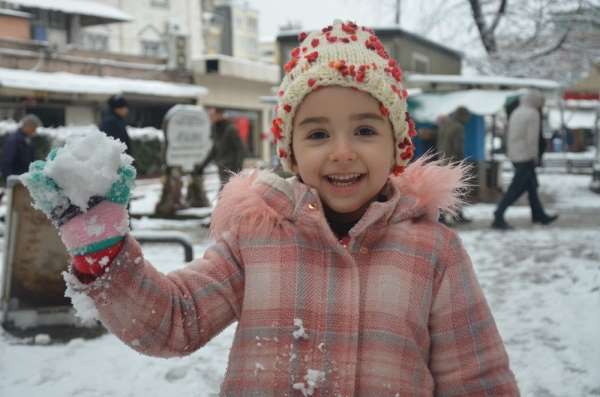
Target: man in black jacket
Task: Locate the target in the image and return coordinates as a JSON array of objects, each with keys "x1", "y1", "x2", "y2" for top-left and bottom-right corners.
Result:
[
  {"x1": 1, "y1": 114, "x2": 41, "y2": 183},
  {"x1": 99, "y1": 95, "x2": 133, "y2": 158}
]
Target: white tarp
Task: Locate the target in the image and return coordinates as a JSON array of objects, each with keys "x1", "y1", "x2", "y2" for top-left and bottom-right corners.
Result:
[
  {"x1": 409, "y1": 89, "x2": 520, "y2": 123},
  {"x1": 548, "y1": 109, "x2": 599, "y2": 130},
  {"x1": 0, "y1": 67, "x2": 207, "y2": 99},
  {"x1": 3, "y1": 0, "x2": 132, "y2": 22}
]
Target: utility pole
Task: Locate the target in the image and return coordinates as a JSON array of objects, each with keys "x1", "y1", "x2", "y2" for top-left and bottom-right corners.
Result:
[{"x1": 395, "y1": 0, "x2": 401, "y2": 25}]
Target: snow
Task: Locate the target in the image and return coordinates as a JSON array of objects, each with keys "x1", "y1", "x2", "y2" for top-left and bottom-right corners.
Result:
[
  {"x1": 410, "y1": 89, "x2": 520, "y2": 122},
  {"x1": 1, "y1": 163, "x2": 600, "y2": 396},
  {"x1": 548, "y1": 108, "x2": 599, "y2": 130},
  {"x1": 3, "y1": 0, "x2": 132, "y2": 22},
  {"x1": 292, "y1": 318, "x2": 309, "y2": 340},
  {"x1": 44, "y1": 129, "x2": 132, "y2": 210},
  {"x1": 407, "y1": 73, "x2": 562, "y2": 90},
  {"x1": 0, "y1": 67, "x2": 207, "y2": 98},
  {"x1": 292, "y1": 369, "x2": 326, "y2": 397}
]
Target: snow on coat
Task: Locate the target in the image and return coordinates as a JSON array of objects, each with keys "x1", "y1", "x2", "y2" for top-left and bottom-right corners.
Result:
[{"x1": 65, "y1": 158, "x2": 518, "y2": 396}]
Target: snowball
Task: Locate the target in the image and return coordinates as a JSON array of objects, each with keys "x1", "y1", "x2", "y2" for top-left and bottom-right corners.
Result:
[{"x1": 44, "y1": 129, "x2": 132, "y2": 210}]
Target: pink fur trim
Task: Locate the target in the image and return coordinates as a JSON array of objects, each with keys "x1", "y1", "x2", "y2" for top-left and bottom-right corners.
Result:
[
  {"x1": 391, "y1": 155, "x2": 470, "y2": 221},
  {"x1": 60, "y1": 201, "x2": 129, "y2": 250},
  {"x1": 210, "y1": 171, "x2": 285, "y2": 239}
]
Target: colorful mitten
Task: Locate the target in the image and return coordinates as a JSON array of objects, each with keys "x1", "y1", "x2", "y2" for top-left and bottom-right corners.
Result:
[{"x1": 21, "y1": 129, "x2": 136, "y2": 277}]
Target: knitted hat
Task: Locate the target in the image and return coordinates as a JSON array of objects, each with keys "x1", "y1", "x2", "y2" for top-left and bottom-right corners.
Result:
[
  {"x1": 108, "y1": 94, "x2": 128, "y2": 109},
  {"x1": 272, "y1": 20, "x2": 416, "y2": 174}
]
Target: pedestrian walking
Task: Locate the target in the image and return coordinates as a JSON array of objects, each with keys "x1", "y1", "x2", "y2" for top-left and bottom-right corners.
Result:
[
  {"x1": 436, "y1": 106, "x2": 472, "y2": 224},
  {"x1": 492, "y1": 90, "x2": 558, "y2": 230},
  {"x1": 1, "y1": 114, "x2": 41, "y2": 182},
  {"x1": 197, "y1": 107, "x2": 245, "y2": 189},
  {"x1": 99, "y1": 94, "x2": 133, "y2": 158}
]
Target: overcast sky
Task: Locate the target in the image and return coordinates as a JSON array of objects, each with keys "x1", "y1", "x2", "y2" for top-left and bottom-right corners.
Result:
[{"x1": 249, "y1": 0, "x2": 478, "y2": 54}]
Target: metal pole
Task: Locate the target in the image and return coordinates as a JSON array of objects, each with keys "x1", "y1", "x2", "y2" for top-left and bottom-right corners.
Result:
[{"x1": 395, "y1": 0, "x2": 401, "y2": 25}]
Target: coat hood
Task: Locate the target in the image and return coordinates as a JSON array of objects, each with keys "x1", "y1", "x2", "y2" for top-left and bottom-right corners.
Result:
[
  {"x1": 211, "y1": 156, "x2": 469, "y2": 239},
  {"x1": 520, "y1": 90, "x2": 544, "y2": 109}
]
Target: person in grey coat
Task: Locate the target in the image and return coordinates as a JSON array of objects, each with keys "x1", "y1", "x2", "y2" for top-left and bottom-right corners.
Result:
[{"x1": 492, "y1": 90, "x2": 558, "y2": 230}]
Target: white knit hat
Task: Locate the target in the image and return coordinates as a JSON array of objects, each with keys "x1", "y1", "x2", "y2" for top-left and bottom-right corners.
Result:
[{"x1": 272, "y1": 20, "x2": 416, "y2": 174}]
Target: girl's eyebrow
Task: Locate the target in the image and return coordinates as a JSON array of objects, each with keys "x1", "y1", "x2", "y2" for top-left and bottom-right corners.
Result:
[
  {"x1": 350, "y1": 112, "x2": 384, "y2": 121},
  {"x1": 297, "y1": 113, "x2": 383, "y2": 127},
  {"x1": 297, "y1": 116, "x2": 329, "y2": 127}
]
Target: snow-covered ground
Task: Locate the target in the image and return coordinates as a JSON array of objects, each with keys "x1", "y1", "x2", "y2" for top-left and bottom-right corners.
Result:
[{"x1": 1, "y1": 168, "x2": 599, "y2": 396}]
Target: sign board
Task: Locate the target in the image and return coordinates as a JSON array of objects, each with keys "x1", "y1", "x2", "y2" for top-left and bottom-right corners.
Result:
[
  {"x1": 1, "y1": 177, "x2": 75, "y2": 330},
  {"x1": 163, "y1": 105, "x2": 212, "y2": 172}
]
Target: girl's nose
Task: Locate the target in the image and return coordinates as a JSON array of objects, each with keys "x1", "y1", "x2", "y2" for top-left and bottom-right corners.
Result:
[{"x1": 328, "y1": 138, "x2": 357, "y2": 162}]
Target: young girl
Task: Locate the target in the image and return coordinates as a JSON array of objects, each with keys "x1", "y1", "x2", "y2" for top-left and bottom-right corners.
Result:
[{"x1": 24, "y1": 20, "x2": 519, "y2": 396}]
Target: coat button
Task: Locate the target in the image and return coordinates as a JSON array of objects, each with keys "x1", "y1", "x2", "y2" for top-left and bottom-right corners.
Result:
[{"x1": 307, "y1": 202, "x2": 318, "y2": 210}]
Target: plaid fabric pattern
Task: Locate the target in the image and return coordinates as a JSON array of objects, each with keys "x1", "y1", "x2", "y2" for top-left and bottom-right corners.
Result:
[{"x1": 72, "y1": 170, "x2": 519, "y2": 396}]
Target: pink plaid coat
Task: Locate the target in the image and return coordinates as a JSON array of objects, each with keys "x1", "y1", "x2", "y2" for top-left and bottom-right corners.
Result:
[{"x1": 70, "y1": 159, "x2": 519, "y2": 396}]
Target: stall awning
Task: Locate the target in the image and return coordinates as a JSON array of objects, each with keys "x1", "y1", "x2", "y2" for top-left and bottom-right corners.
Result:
[
  {"x1": 3, "y1": 0, "x2": 132, "y2": 24},
  {"x1": 408, "y1": 89, "x2": 520, "y2": 123},
  {"x1": 0, "y1": 67, "x2": 207, "y2": 100}
]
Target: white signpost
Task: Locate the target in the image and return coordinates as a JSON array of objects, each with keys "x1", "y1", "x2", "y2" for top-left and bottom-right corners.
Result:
[{"x1": 164, "y1": 105, "x2": 212, "y2": 171}]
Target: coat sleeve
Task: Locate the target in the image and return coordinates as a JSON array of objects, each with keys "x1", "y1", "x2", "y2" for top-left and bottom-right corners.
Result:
[
  {"x1": 1, "y1": 134, "x2": 18, "y2": 178},
  {"x1": 526, "y1": 112, "x2": 540, "y2": 161},
  {"x1": 67, "y1": 232, "x2": 245, "y2": 358},
  {"x1": 429, "y1": 231, "x2": 520, "y2": 396}
]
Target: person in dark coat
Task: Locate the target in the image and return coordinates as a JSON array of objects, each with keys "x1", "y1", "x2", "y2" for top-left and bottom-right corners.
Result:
[
  {"x1": 99, "y1": 95, "x2": 133, "y2": 158},
  {"x1": 1, "y1": 114, "x2": 41, "y2": 183},
  {"x1": 198, "y1": 107, "x2": 245, "y2": 188},
  {"x1": 436, "y1": 106, "x2": 471, "y2": 224}
]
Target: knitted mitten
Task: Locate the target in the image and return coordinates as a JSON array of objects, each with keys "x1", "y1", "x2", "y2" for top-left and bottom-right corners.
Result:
[{"x1": 21, "y1": 131, "x2": 136, "y2": 277}]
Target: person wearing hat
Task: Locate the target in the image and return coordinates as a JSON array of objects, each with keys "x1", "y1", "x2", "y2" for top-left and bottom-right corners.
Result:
[
  {"x1": 22, "y1": 20, "x2": 518, "y2": 396},
  {"x1": 1, "y1": 114, "x2": 41, "y2": 183},
  {"x1": 99, "y1": 94, "x2": 133, "y2": 158}
]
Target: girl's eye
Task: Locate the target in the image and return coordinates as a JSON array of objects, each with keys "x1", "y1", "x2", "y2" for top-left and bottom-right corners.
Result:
[
  {"x1": 307, "y1": 130, "x2": 328, "y2": 140},
  {"x1": 356, "y1": 126, "x2": 377, "y2": 136}
]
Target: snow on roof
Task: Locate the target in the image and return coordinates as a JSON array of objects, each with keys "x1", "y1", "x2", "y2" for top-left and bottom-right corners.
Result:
[
  {"x1": 0, "y1": 8, "x2": 31, "y2": 18},
  {"x1": 0, "y1": 67, "x2": 207, "y2": 99},
  {"x1": 3, "y1": 0, "x2": 132, "y2": 22},
  {"x1": 408, "y1": 73, "x2": 561, "y2": 90},
  {"x1": 548, "y1": 109, "x2": 599, "y2": 130},
  {"x1": 409, "y1": 89, "x2": 521, "y2": 123}
]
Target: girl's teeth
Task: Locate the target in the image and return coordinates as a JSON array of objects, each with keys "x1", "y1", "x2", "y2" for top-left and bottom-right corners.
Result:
[{"x1": 327, "y1": 174, "x2": 361, "y2": 185}]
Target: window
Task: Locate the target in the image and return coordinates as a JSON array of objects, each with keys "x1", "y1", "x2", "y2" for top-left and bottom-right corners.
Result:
[
  {"x1": 48, "y1": 11, "x2": 66, "y2": 29},
  {"x1": 412, "y1": 53, "x2": 430, "y2": 73},
  {"x1": 141, "y1": 40, "x2": 166, "y2": 57},
  {"x1": 150, "y1": 0, "x2": 169, "y2": 8},
  {"x1": 85, "y1": 33, "x2": 109, "y2": 52}
]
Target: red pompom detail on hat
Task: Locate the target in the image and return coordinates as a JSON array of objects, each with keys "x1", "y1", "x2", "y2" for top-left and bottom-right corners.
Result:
[
  {"x1": 271, "y1": 118, "x2": 283, "y2": 141},
  {"x1": 284, "y1": 104, "x2": 292, "y2": 113},
  {"x1": 322, "y1": 25, "x2": 333, "y2": 33},
  {"x1": 350, "y1": 34, "x2": 357, "y2": 41},
  {"x1": 284, "y1": 57, "x2": 298, "y2": 73},
  {"x1": 402, "y1": 89, "x2": 408, "y2": 99},
  {"x1": 278, "y1": 148, "x2": 288, "y2": 158},
  {"x1": 278, "y1": 90, "x2": 284, "y2": 97},
  {"x1": 298, "y1": 32, "x2": 308, "y2": 42},
  {"x1": 305, "y1": 51, "x2": 319, "y2": 63},
  {"x1": 392, "y1": 165, "x2": 406, "y2": 176},
  {"x1": 379, "y1": 104, "x2": 389, "y2": 117},
  {"x1": 291, "y1": 47, "x2": 300, "y2": 58},
  {"x1": 341, "y1": 22, "x2": 358, "y2": 34},
  {"x1": 308, "y1": 78, "x2": 316, "y2": 87},
  {"x1": 326, "y1": 34, "x2": 338, "y2": 43},
  {"x1": 311, "y1": 38, "x2": 320, "y2": 48},
  {"x1": 408, "y1": 119, "x2": 417, "y2": 137}
]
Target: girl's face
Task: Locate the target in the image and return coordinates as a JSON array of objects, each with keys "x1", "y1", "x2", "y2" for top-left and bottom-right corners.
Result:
[{"x1": 291, "y1": 86, "x2": 395, "y2": 223}]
